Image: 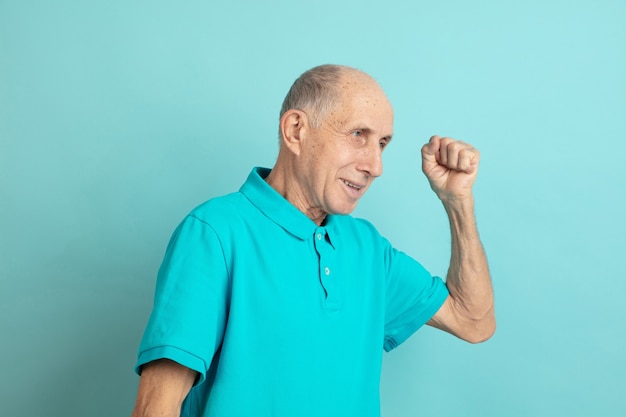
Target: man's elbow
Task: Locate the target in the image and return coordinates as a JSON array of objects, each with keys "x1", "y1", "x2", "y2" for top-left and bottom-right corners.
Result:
[{"x1": 462, "y1": 316, "x2": 496, "y2": 344}]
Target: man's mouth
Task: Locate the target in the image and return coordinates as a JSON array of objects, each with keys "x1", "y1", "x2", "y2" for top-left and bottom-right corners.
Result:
[{"x1": 342, "y1": 179, "x2": 363, "y2": 191}]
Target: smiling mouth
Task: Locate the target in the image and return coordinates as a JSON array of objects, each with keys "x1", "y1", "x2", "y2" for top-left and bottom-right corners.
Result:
[{"x1": 342, "y1": 179, "x2": 363, "y2": 191}]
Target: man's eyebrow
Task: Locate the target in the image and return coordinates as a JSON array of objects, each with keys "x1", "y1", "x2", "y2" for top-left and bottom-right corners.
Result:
[{"x1": 378, "y1": 132, "x2": 393, "y2": 143}]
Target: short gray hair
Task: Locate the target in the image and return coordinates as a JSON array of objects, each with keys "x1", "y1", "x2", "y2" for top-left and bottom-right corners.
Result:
[{"x1": 279, "y1": 65, "x2": 347, "y2": 133}]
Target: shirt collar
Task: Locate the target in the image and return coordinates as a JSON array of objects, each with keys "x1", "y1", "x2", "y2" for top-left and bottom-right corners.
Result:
[{"x1": 239, "y1": 167, "x2": 341, "y2": 246}]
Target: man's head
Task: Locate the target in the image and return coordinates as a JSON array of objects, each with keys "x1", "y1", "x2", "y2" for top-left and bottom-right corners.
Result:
[{"x1": 270, "y1": 64, "x2": 394, "y2": 224}]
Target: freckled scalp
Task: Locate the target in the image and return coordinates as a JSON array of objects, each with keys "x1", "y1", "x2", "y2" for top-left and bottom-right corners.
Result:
[{"x1": 279, "y1": 65, "x2": 384, "y2": 130}]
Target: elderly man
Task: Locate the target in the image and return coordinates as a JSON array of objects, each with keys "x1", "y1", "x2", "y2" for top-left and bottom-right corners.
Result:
[{"x1": 131, "y1": 64, "x2": 495, "y2": 417}]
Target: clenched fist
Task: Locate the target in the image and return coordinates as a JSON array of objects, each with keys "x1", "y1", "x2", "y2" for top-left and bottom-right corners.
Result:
[{"x1": 421, "y1": 135, "x2": 480, "y2": 202}]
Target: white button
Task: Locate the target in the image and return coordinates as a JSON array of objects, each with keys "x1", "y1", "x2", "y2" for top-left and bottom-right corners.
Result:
[
  {"x1": 317, "y1": 233, "x2": 322, "y2": 240},
  {"x1": 324, "y1": 267, "x2": 330, "y2": 275}
]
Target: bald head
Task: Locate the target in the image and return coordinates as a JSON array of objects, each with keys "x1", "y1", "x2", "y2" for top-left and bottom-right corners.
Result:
[{"x1": 279, "y1": 65, "x2": 384, "y2": 135}]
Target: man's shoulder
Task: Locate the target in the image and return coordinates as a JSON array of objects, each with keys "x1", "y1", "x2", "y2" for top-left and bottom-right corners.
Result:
[{"x1": 186, "y1": 191, "x2": 250, "y2": 226}]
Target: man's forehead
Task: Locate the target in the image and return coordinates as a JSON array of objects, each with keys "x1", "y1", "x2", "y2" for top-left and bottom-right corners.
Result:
[
  {"x1": 336, "y1": 84, "x2": 393, "y2": 119},
  {"x1": 320, "y1": 69, "x2": 393, "y2": 132},
  {"x1": 329, "y1": 99, "x2": 394, "y2": 139}
]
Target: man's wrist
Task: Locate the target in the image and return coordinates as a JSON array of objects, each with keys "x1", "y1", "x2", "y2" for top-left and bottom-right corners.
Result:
[{"x1": 439, "y1": 193, "x2": 475, "y2": 211}]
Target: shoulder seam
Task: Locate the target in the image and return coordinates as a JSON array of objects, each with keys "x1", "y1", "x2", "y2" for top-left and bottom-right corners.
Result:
[{"x1": 188, "y1": 214, "x2": 232, "y2": 282}]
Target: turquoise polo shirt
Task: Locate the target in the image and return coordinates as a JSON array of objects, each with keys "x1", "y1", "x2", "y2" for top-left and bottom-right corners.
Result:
[{"x1": 136, "y1": 167, "x2": 449, "y2": 417}]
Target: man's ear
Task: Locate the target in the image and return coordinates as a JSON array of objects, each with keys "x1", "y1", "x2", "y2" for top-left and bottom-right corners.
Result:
[{"x1": 279, "y1": 109, "x2": 309, "y2": 156}]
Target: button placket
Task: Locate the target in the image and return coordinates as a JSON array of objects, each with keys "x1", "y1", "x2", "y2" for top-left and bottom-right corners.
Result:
[{"x1": 313, "y1": 227, "x2": 339, "y2": 310}]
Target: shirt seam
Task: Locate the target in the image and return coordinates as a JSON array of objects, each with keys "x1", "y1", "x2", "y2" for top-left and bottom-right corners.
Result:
[{"x1": 188, "y1": 214, "x2": 232, "y2": 282}]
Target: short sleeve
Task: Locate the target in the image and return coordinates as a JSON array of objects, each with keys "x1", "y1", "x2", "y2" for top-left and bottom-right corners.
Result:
[
  {"x1": 383, "y1": 244, "x2": 449, "y2": 352},
  {"x1": 135, "y1": 215, "x2": 230, "y2": 385}
]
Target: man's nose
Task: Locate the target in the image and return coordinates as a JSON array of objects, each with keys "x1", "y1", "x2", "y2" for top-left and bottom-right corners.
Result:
[{"x1": 357, "y1": 144, "x2": 383, "y2": 178}]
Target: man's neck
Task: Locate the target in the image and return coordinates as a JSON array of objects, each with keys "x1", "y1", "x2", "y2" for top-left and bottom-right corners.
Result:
[{"x1": 265, "y1": 163, "x2": 327, "y2": 226}]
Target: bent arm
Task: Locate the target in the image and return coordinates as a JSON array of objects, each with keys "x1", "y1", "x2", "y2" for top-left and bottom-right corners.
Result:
[
  {"x1": 420, "y1": 135, "x2": 495, "y2": 343},
  {"x1": 427, "y1": 196, "x2": 495, "y2": 343},
  {"x1": 131, "y1": 359, "x2": 197, "y2": 417}
]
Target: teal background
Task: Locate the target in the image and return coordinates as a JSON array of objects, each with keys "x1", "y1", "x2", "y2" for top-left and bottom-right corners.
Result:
[{"x1": 1, "y1": 0, "x2": 625, "y2": 416}]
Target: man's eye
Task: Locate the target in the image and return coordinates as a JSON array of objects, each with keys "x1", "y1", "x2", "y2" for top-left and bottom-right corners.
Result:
[
  {"x1": 352, "y1": 130, "x2": 362, "y2": 137},
  {"x1": 379, "y1": 141, "x2": 388, "y2": 149}
]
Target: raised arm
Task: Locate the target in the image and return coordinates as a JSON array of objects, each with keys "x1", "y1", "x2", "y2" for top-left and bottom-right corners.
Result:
[
  {"x1": 131, "y1": 359, "x2": 196, "y2": 417},
  {"x1": 421, "y1": 135, "x2": 495, "y2": 343}
]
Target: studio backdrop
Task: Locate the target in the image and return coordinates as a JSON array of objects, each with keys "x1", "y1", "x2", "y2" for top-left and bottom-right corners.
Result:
[{"x1": 1, "y1": 1, "x2": 625, "y2": 416}]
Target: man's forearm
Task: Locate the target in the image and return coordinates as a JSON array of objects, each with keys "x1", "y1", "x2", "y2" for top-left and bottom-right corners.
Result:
[
  {"x1": 443, "y1": 196, "x2": 495, "y2": 341},
  {"x1": 131, "y1": 360, "x2": 196, "y2": 417}
]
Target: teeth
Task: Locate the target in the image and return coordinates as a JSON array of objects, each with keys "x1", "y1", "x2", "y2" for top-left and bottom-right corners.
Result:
[{"x1": 343, "y1": 180, "x2": 361, "y2": 190}]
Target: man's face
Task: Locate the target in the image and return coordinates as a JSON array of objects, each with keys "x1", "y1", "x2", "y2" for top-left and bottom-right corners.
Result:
[{"x1": 295, "y1": 75, "x2": 394, "y2": 221}]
